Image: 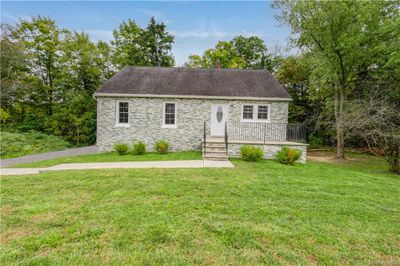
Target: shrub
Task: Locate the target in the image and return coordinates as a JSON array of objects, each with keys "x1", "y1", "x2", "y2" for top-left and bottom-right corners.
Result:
[
  {"x1": 240, "y1": 145, "x2": 264, "y2": 162},
  {"x1": 308, "y1": 135, "x2": 324, "y2": 149},
  {"x1": 114, "y1": 143, "x2": 129, "y2": 155},
  {"x1": 276, "y1": 146, "x2": 302, "y2": 165},
  {"x1": 0, "y1": 131, "x2": 71, "y2": 159},
  {"x1": 132, "y1": 141, "x2": 146, "y2": 155},
  {"x1": 154, "y1": 140, "x2": 170, "y2": 154}
]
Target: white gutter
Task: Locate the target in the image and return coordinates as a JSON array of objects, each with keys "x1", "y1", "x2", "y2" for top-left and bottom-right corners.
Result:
[{"x1": 93, "y1": 93, "x2": 292, "y2": 102}]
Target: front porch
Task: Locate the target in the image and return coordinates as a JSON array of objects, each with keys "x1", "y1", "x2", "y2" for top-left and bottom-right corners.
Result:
[{"x1": 202, "y1": 122, "x2": 307, "y2": 162}]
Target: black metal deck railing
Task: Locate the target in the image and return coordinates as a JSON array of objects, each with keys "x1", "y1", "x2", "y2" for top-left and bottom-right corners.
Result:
[{"x1": 227, "y1": 122, "x2": 306, "y2": 143}]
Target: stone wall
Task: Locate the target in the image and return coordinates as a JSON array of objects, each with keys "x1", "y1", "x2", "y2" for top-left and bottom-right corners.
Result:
[
  {"x1": 96, "y1": 96, "x2": 289, "y2": 152},
  {"x1": 228, "y1": 142, "x2": 307, "y2": 163}
]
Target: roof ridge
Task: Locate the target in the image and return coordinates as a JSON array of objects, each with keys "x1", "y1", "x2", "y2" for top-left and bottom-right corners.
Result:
[{"x1": 124, "y1": 65, "x2": 272, "y2": 73}]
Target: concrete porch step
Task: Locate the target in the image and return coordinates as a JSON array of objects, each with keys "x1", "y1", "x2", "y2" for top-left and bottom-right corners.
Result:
[
  {"x1": 202, "y1": 143, "x2": 226, "y2": 149},
  {"x1": 202, "y1": 155, "x2": 228, "y2": 161},
  {"x1": 205, "y1": 137, "x2": 225, "y2": 143},
  {"x1": 202, "y1": 151, "x2": 227, "y2": 156}
]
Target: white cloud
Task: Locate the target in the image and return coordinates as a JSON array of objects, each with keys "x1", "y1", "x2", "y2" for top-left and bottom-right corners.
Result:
[
  {"x1": 86, "y1": 30, "x2": 114, "y2": 42},
  {"x1": 170, "y1": 30, "x2": 228, "y2": 38},
  {"x1": 2, "y1": 13, "x2": 31, "y2": 23},
  {"x1": 137, "y1": 9, "x2": 172, "y2": 25},
  {"x1": 171, "y1": 29, "x2": 270, "y2": 39},
  {"x1": 170, "y1": 19, "x2": 270, "y2": 39},
  {"x1": 2, "y1": 13, "x2": 19, "y2": 22},
  {"x1": 138, "y1": 8, "x2": 163, "y2": 20}
]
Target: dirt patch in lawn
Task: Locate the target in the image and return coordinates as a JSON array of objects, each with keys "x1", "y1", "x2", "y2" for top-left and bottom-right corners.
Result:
[
  {"x1": 1, "y1": 227, "x2": 41, "y2": 244},
  {"x1": 307, "y1": 151, "x2": 359, "y2": 164}
]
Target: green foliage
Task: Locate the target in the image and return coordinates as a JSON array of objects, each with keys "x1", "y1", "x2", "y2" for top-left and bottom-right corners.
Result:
[
  {"x1": 0, "y1": 24, "x2": 29, "y2": 112},
  {"x1": 276, "y1": 146, "x2": 302, "y2": 165},
  {"x1": 308, "y1": 135, "x2": 324, "y2": 149},
  {"x1": 112, "y1": 17, "x2": 174, "y2": 68},
  {"x1": 186, "y1": 35, "x2": 274, "y2": 71},
  {"x1": 15, "y1": 16, "x2": 68, "y2": 116},
  {"x1": 273, "y1": 0, "x2": 400, "y2": 157},
  {"x1": 0, "y1": 107, "x2": 10, "y2": 123},
  {"x1": 44, "y1": 93, "x2": 97, "y2": 145},
  {"x1": 114, "y1": 143, "x2": 129, "y2": 155},
  {"x1": 1, "y1": 17, "x2": 117, "y2": 146},
  {"x1": 154, "y1": 140, "x2": 170, "y2": 154},
  {"x1": 1, "y1": 15, "x2": 175, "y2": 148},
  {"x1": 240, "y1": 145, "x2": 264, "y2": 162},
  {"x1": 0, "y1": 131, "x2": 71, "y2": 158},
  {"x1": 132, "y1": 141, "x2": 146, "y2": 155}
]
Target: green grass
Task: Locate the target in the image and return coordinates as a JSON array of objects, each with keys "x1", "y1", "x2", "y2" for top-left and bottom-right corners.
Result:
[
  {"x1": 12, "y1": 151, "x2": 202, "y2": 168},
  {"x1": 1, "y1": 154, "x2": 399, "y2": 265},
  {"x1": 0, "y1": 131, "x2": 71, "y2": 159}
]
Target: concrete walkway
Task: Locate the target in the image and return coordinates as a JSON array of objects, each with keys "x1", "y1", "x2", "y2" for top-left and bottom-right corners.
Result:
[
  {"x1": 0, "y1": 160, "x2": 234, "y2": 176},
  {"x1": 0, "y1": 146, "x2": 98, "y2": 168}
]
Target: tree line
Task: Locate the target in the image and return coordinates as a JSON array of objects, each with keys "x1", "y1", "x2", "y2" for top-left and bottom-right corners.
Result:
[
  {"x1": 1, "y1": 0, "x2": 399, "y2": 173},
  {"x1": 1, "y1": 16, "x2": 174, "y2": 145}
]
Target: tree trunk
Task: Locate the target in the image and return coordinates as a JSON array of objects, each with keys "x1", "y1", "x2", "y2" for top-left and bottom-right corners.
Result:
[
  {"x1": 334, "y1": 84, "x2": 346, "y2": 159},
  {"x1": 385, "y1": 145, "x2": 400, "y2": 174},
  {"x1": 388, "y1": 157, "x2": 399, "y2": 174}
]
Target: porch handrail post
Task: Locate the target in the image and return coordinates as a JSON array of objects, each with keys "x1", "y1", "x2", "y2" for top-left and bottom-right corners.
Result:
[
  {"x1": 263, "y1": 123, "x2": 267, "y2": 143},
  {"x1": 225, "y1": 122, "x2": 228, "y2": 156},
  {"x1": 203, "y1": 121, "x2": 206, "y2": 155}
]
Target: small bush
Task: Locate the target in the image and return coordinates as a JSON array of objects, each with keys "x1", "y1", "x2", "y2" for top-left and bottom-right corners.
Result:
[
  {"x1": 132, "y1": 141, "x2": 146, "y2": 155},
  {"x1": 114, "y1": 143, "x2": 129, "y2": 155},
  {"x1": 308, "y1": 135, "x2": 324, "y2": 149},
  {"x1": 0, "y1": 131, "x2": 71, "y2": 159},
  {"x1": 276, "y1": 146, "x2": 302, "y2": 165},
  {"x1": 240, "y1": 145, "x2": 264, "y2": 162},
  {"x1": 154, "y1": 140, "x2": 170, "y2": 154}
]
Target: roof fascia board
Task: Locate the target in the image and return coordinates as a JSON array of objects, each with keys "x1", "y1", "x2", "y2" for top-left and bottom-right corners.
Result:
[{"x1": 93, "y1": 93, "x2": 292, "y2": 102}]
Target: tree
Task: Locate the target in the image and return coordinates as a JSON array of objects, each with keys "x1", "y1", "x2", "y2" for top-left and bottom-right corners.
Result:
[
  {"x1": 14, "y1": 16, "x2": 69, "y2": 116},
  {"x1": 144, "y1": 17, "x2": 174, "y2": 66},
  {"x1": 112, "y1": 19, "x2": 145, "y2": 68},
  {"x1": 273, "y1": 0, "x2": 399, "y2": 159},
  {"x1": 61, "y1": 32, "x2": 113, "y2": 94},
  {"x1": 186, "y1": 36, "x2": 274, "y2": 70},
  {"x1": 203, "y1": 41, "x2": 245, "y2": 68},
  {"x1": 232, "y1": 36, "x2": 272, "y2": 70},
  {"x1": 0, "y1": 24, "x2": 28, "y2": 114},
  {"x1": 49, "y1": 32, "x2": 114, "y2": 145},
  {"x1": 344, "y1": 96, "x2": 400, "y2": 174},
  {"x1": 112, "y1": 17, "x2": 174, "y2": 68},
  {"x1": 185, "y1": 54, "x2": 203, "y2": 68},
  {"x1": 275, "y1": 55, "x2": 314, "y2": 124}
]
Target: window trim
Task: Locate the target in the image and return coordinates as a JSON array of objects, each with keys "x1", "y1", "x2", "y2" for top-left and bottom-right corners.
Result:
[
  {"x1": 240, "y1": 104, "x2": 271, "y2": 122},
  {"x1": 242, "y1": 105, "x2": 254, "y2": 120},
  {"x1": 115, "y1": 100, "x2": 130, "y2": 127},
  {"x1": 162, "y1": 102, "x2": 177, "y2": 128}
]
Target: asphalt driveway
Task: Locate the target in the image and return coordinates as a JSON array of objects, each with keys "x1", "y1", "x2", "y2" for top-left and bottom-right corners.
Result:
[{"x1": 0, "y1": 146, "x2": 98, "y2": 168}]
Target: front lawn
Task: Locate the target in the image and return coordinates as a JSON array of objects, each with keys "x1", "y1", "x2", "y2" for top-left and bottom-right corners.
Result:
[{"x1": 1, "y1": 154, "x2": 399, "y2": 265}]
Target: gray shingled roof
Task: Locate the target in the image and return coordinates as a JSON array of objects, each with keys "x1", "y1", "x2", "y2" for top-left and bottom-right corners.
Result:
[{"x1": 95, "y1": 66, "x2": 291, "y2": 99}]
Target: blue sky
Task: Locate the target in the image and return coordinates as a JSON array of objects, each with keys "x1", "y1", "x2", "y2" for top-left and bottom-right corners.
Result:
[{"x1": 1, "y1": 1, "x2": 291, "y2": 65}]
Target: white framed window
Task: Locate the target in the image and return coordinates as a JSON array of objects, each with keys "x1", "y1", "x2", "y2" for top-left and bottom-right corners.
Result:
[
  {"x1": 257, "y1": 105, "x2": 269, "y2": 120},
  {"x1": 241, "y1": 104, "x2": 270, "y2": 122},
  {"x1": 242, "y1": 105, "x2": 254, "y2": 120},
  {"x1": 162, "y1": 102, "x2": 177, "y2": 128},
  {"x1": 115, "y1": 100, "x2": 129, "y2": 127}
]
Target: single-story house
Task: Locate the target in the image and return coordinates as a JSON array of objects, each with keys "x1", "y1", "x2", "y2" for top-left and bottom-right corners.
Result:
[{"x1": 94, "y1": 66, "x2": 307, "y2": 162}]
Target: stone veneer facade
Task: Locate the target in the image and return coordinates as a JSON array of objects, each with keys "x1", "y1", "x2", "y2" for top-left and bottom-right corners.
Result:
[{"x1": 96, "y1": 96, "x2": 290, "y2": 152}]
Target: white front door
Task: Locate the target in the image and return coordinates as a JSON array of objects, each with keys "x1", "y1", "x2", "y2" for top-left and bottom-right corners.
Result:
[{"x1": 211, "y1": 104, "x2": 229, "y2": 136}]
